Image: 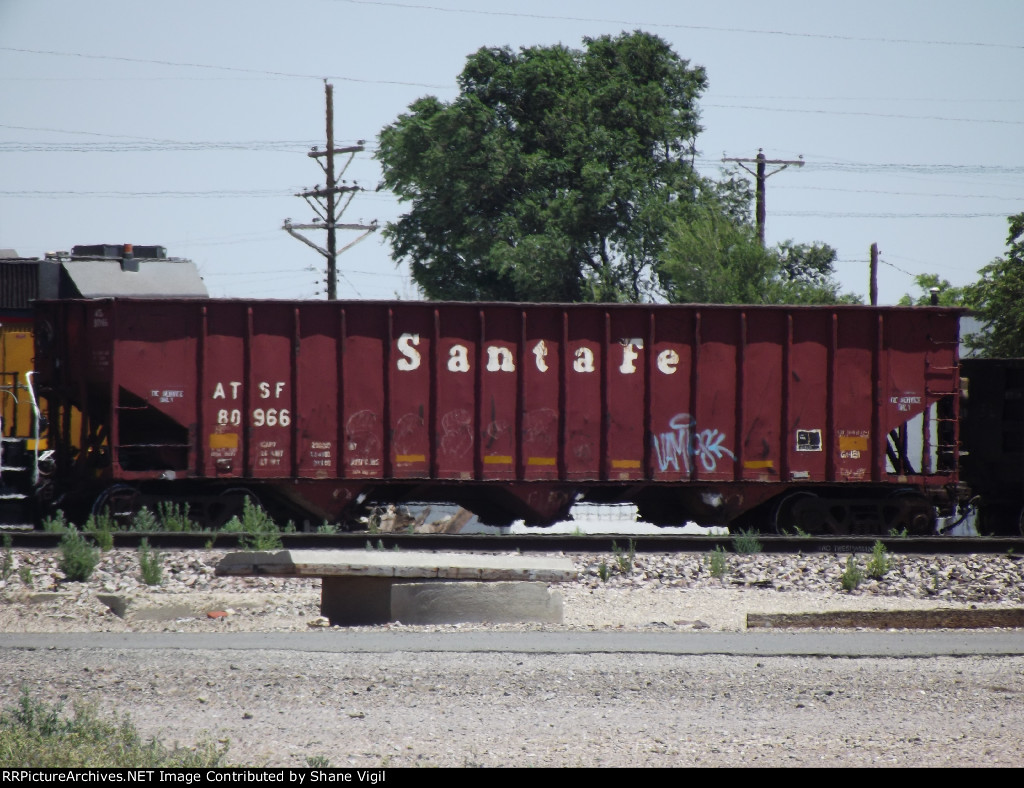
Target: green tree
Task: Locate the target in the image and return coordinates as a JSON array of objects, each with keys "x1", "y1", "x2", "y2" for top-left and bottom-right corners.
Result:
[
  {"x1": 376, "y1": 31, "x2": 712, "y2": 303},
  {"x1": 659, "y1": 208, "x2": 859, "y2": 305},
  {"x1": 963, "y1": 212, "x2": 1024, "y2": 357},
  {"x1": 898, "y1": 273, "x2": 971, "y2": 307}
]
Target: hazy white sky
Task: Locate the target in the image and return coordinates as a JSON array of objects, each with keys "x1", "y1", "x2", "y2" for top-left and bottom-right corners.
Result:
[{"x1": 1, "y1": 0, "x2": 1021, "y2": 304}]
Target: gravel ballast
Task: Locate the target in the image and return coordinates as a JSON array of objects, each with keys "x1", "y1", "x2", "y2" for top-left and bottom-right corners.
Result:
[{"x1": 1, "y1": 547, "x2": 1023, "y2": 767}]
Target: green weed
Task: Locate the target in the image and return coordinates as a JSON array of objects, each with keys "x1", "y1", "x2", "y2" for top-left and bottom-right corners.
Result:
[
  {"x1": 866, "y1": 540, "x2": 892, "y2": 579},
  {"x1": 129, "y1": 507, "x2": 159, "y2": 533},
  {"x1": 18, "y1": 565, "x2": 32, "y2": 586},
  {"x1": 611, "y1": 539, "x2": 636, "y2": 574},
  {"x1": 1, "y1": 534, "x2": 13, "y2": 582},
  {"x1": 597, "y1": 560, "x2": 610, "y2": 583},
  {"x1": 840, "y1": 555, "x2": 863, "y2": 592},
  {"x1": 306, "y1": 755, "x2": 330, "y2": 768},
  {"x1": 731, "y1": 528, "x2": 763, "y2": 554},
  {"x1": 222, "y1": 497, "x2": 281, "y2": 551},
  {"x1": 41, "y1": 510, "x2": 68, "y2": 533},
  {"x1": 887, "y1": 527, "x2": 909, "y2": 538},
  {"x1": 85, "y1": 512, "x2": 115, "y2": 552},
  {"x1": 317, "y1": 522, "x2": 339, "y2": 535},
  {"x1": 57, "y1": 528, "x2": 99, "y2": 583},
  {"x1": 706, "y1": 546, "x2": 728, "y2": 579},
  {"x1": 138, "y1": 539, "x2": 163, "y2": 586},
  {"x1": 157, "y1": 501, "x2": 195, "y2": 532},
  {"x1": 0, "y1": 688, "x2": 228, "y2": 767}
]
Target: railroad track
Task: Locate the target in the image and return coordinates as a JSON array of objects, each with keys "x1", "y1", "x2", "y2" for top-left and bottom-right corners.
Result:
[{"x1": 3, "y1": 528, "x2": 1024, "y2": 555}]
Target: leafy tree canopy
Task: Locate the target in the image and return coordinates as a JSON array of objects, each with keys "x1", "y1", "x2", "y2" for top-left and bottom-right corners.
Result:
[
  {"x1": 376, "y1": 31, "x2": 712, "y2": 302},
  {"x1": 898, "y1": 273, "x2": 971, "y2": 307},
  {"x1": 659, "y1": 208, "x2": 861, "y2": 305},
  {"x1": 962, "y1": 212, "x2": 1024, "y2": 357}
]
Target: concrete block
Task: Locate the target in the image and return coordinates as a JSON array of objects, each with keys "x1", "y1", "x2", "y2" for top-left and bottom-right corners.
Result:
[
  {"x1": 391, "y1": 581, "x2": 563, "y2": 626},
  {"x1": 319, "y1": 578, "x2": 564, "y2": 626}
]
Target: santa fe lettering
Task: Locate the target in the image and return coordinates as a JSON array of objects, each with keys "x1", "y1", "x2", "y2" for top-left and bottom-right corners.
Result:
[{"x1": 395, "y1": 334, "x2": 683, "y2": 376}]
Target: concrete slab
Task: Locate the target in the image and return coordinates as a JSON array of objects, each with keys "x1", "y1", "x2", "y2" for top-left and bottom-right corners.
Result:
[
  {"x1": 216, "y1": 549, "x2": 575, "y2": 627},
  {"x1": 95, "y1": 592, "x2": 288, "y2": 622},
  {"x1": 216, "y1": 549, "x2": 577, "y2": 582},
  {"x1": 747, "y1": 608, "x2": 1024, "y2": 630}
]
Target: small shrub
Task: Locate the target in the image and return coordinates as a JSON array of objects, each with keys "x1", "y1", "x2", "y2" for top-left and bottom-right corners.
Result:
[
  {"x1": 887, "y1": 527, "x2": 909, "y2": 538},
  {"x1": 306, "y1": 755, "x2": 330, "y2": 768},
  {"x1": 222, "y1": 497, "x2": 281, "y2": 551},
  {"x1": 18, "y1": 565, "x2": 32, "y2": 586},
  {"x1": 1, "y1": 534, "x2": 13, "y2": 582},
  {"x1": 706, "y1": 546, "x2": 728, "y2": 579},
  {"x1": 611, "y1": 539, "x2": 636, "y2": 574},
  {"x1": 41, "y1": 510, "x2": 68, "y2": 533},
  {"x1": 0, "y1": 688, "x2": 229, "y2": 767},
  {"x1": 130, "y1": 507, "x2": 159, "y2": 533},
  {"x1": 840, "y1": 555, "x2": 863, "y2": 592},
  {"x1": 866, "y1": 540, "x2": 892, "y2": 579},
  {"x1": 85, "y1": 512, "x2": 115, "y2": 552},
  {"x1": 138, "y1": 539, "x2": 163, "y2": 586},
  {"x1": 58, "y1": 527, "x2": 100, "y2": 582},
  {"x1": 157, "y1": 501, "x2": 195, "y2": 532},
  {"x1": 317, "y1": 521, "x2": 339, "y2": 535},
  {"x1": 597, "y1": 560, "x2": 610, "y2": 583},
  {"x1": 731, "y1": 528, "x2": 763, "y2": 554}
]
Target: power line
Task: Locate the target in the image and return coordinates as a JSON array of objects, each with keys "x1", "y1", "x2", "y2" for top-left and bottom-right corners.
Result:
[
  {"x1": 0, "y1": 46, "x2": 451, "y2": 88},
  {"x1": 773, "y1": 184, "x2": 1020, "y2": 200},
  {"x1": 705, "y1": 103, "x2": 1024, "y2": 126},
  {"x1": 777, "y1": 211, "x2": 1006, "y2": 218},
  {"x1": 0, "y1": 190, "x2": 294, "y2": 198},
  {"x1": 714, "y1": 94, "x2": 1024, "y2": 104},
  {"x1": 333, "y1": 0, "x2": 1024, "y2": 50}
]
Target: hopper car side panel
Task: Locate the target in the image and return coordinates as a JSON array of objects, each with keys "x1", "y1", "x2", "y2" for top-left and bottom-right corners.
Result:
[{"x1": 33, "y1": 299, "x2": 964, "y2": 530}]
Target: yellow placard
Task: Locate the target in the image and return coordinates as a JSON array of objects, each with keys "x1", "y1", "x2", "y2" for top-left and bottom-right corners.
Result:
[
  {"x1": 209, "y1": 433, "x2": 238, "y2": 449},
  {"x1": 839, "y1": 435, "x2": 868, "y2": 452}
]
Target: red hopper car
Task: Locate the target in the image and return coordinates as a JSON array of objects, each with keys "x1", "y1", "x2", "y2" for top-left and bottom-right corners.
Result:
[{"x1": 33, "y1": 298, "x2": 967, "y2": 533}]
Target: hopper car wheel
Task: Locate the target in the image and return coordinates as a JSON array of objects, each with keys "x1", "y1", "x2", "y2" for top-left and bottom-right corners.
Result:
[
  {"x1": 886, "y1": 491, "x2": 936, "y2": 535},
  {"x1": 773, "y1": 491, "x2": 833, "y2": 535},
  {"x1": 92, "y1": 484, "x2": 140, "y2": 526},
  {"x1": 211, "y1": 487, "x2": 263, "y2": 528}
]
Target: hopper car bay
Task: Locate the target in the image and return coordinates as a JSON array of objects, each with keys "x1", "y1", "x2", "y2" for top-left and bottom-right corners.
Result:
[{"x1": 20, "y1": 297, "x2": 1010, "y2": 535}]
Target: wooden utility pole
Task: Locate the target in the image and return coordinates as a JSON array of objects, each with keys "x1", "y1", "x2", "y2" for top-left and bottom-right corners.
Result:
[
  {"x1": 283, "y1": 82, "x2": 378, "y2": 300},
  {"x1": 722, "y1": 149, "x2": 804, "y2": 246},
  {"x1": 869, "y1": 242, "x2": 879, "y2": 306}
]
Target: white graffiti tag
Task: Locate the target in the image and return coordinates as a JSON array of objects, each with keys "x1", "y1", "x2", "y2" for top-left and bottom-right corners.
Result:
[{"x1": 652, "y1": 413, "x2": 736, "y2": 473}]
